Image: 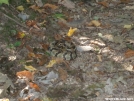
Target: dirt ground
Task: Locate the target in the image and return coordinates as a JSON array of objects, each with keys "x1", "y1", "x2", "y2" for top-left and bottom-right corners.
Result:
[{"x1": 0, "y1": 0, "x2": 134, "y2": 101}]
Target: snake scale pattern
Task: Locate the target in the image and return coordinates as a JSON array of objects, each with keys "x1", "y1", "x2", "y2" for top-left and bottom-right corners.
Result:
[{"x1": 49, "y1": 39, "x2": 77, "y2": 60}]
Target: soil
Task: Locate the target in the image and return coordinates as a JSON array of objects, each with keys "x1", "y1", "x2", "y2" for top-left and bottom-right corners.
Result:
[{"x1": 0, "y1": 0, "x2": 134, "y2": 101}]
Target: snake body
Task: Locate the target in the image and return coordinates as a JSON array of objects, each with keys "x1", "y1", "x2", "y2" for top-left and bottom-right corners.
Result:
[{"x1": 49, "y1": 39, "x2": 77, "y2": 60}]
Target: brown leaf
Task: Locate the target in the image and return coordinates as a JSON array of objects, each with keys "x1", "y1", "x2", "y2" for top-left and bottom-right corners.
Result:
[
  {"x1": 125, "y1": 49, "x2": 134, "y2": 58},
  {"x1": 29, "y1": 82, "x2": 40, "y2": 92},
  {"x1": 33, "y1": 98, "x2": 42, "y2": 101},
  {"x1": 97, "y1": 1, "x2": 109, "y2": 7},
  {"x1": 120, "y1": 0, "x2": 130, "y2": 3},
  {"x1": 41, "y1": 43, "x2": 49, "y2": 51},
  {"x1": 58, "y1": 68, "x2": 67, "y2": 81},
  {"x1": 54, "y1": 34, "x2": 62, "y2": 40},
  {"x1": 44, "y1": 3, "x2": 58, "y2": 10},
  {"x1": 27, "y1": 52, "x2": 36, "y2": 59},
  {"x1": 16, "y1": 70, "x2": 34, "y2": 81},
  {"x1": 26, "y1": 20, "x2": 37, "y2": 27},
  {"x1": 26, "y1": 45, "x2": 33, "y2": 52},
  {"x1": 38, "y1": 55, "x2": 48, "y2": 66}
]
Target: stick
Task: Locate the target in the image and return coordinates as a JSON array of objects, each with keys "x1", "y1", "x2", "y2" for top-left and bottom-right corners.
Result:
[{"x1": 0, "y1": 11, "x2": 28, "y2": 29}]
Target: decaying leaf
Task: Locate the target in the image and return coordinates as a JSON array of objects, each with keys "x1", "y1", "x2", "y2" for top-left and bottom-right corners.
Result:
[
  {"x1": 67, "y1": 27, "x2": 77, "y2": 37},
  {"x1": 120, "y1": 0, "x2": 130, "y2": 4},
  {"x1": 17, "y1": 5, "x2": 24, "y2": 11},
  {"x1": 0, "y1": 72, "x2": 14, "y2": 97},
  {"x1": 26, "y1": 20, "x2": 36, "y2": 27},
  {"x1": 54, "y1": 34, "x2": 62, "y2": 40},
  {"x1": 37, "y1": 71, "x2": 58, "y2": 85},
  {"x1": 88, "y1": 20, "x2": 101, "y2": 27},
  {"x1": 35, "y1": 0, "x2": 43, "y2": 7},
  {"x1": 24, "y1": 65, "x2": 37, "y2": 72},
  {"x1": 28, "y1": 52, "x2": 36, "y2": 59},
  {"x1": 41, "y1": 43, "x2": 49, "y2": 51},
  {"x1": 58, "y1": 0, "x2": 75, "y2": 9},
  {"x1": 97, "y1": 1, "x2": 109, "y2": 7},
  {"x1": 44, "y1": 3, "x2": 58, "y2": 10},
  {"x1": 26, "y1": 45, "x2": 33, "y2": 52},
  {"x1": 125, "y1": 49, "x2": 134, "y2": 58},
  {"x1": 30, "y1": 5, "x2": 45, "y2": 13},
  {"x1": 16, "y1": 32, "x2": 25, "y2": 39},
  {"x1": 29, "y1": 82, "x2": 40, "y2": 92},
  {"x1": 16, "y1": 70, "x2": 34, "y2": 81},
  {"x1": 46, "y1": 59, "x2": 57, "y2": 68},
  {"x1": 58, "y1": 68, "x2": 67, "y2": 81}
]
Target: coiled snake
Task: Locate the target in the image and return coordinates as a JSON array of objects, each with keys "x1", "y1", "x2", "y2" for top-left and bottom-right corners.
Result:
[{"x1": 49, "y1": 39, "x2": 77, "y2": 60}]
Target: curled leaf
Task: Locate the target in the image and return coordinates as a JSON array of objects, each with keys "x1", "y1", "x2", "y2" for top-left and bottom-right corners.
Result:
[
  {"x1": 67, "y1": 27, "x2": 77, "y2": 37},
  {"x1": 24, "y1": 65, "x2": 37, "y2": 72},
  {"x1": 16, "y1": 70, "x2": 34, "y2": 81},
  {"x1": 125, "y1": 49, "x2": 134, "y2": 58},
  {"x1": 17, "y1": 6, "x2": 24, "y2": 11}
]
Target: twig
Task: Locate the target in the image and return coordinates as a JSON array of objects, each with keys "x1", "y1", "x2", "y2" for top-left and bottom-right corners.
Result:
[{"x1": 0, "y1": 11, "x2": 28, "y2": 29}]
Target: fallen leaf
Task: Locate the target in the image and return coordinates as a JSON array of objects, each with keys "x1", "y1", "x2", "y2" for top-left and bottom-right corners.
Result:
[
  {"x1": 54, "y1": 34, "x2": 62, "y2": 40},
  {"x1": 24, "y1": 65, "x2": 37, "y2": 72},
  {"x1": 16, "y1": 70, "x2": 34, "y2": 81},
  {"x1": 67, "y1": 27, "x2": 77, "y2": 37},
  {"x1": 29, "y1": 5, "x2": 45, "y2": 13},
  {"x1": 58, "y1": 0, "x2": 75, "y2": 9},
  {"x1": 28, "y1": 52, "x2": 36, "y2": 59},
  {"x1": 41, "y1": 43, "x2": 49, "y2": 51},
  {"x1": 97, "y1": 1, "x2": 109, "y2": 7},
  {"x1": 44, "y1": 3, "x2": 58, "y2": 10},
  {"x1": 26, "y1": 45, "x2": 33, "y2": 52},
  {"x1": 17, "y1": 5, "x2": 24, "y2": 11},
  {"x1": 16, "y1": 32, "x2": 25, "y2": 39},
  {"x1": 26, "y1": 20, "x2": 37, "y2": 27},
  {"x1": 18, "y1": 12, "x2": 29, "y2": 21},
  {"x1": 120, "y1": 0, "x2": 130, "y2": 4},
  {"x1": 88, "y1": 20, "x2": 101, "y2": 27},
  {"x1": 33, "y1": 98, "x2": 42, "y2": 101},
  {"x1": 35, "y1": 0, "x2": 43, "y2": 7},
  {"x1": 29, "y1": 82, "x2": 40, "y2": 92},
  {"x1": 46, "y1": 59, "x2": 57, "y2": 68},
  {"x1": 58, "y1": 68, "x2": 67, "y2": 81},
  {"x1": 125, "y1": 49, "x2": 134, "y2": 58}
]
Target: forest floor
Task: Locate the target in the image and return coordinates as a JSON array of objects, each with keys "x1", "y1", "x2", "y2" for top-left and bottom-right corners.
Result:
[{"x1": 0, "y1": 0, "x2": 134, "y2": 101}]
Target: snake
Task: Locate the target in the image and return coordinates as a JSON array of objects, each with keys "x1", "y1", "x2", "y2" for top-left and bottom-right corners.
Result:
[{"x1": 49, "y1": 39, "x2": 77, "y2": 60}]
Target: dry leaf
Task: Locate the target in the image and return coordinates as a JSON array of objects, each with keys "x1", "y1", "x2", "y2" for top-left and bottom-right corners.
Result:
[
  {"x1": 28, "y1": 52, "x2": 36, "y2": 59},
  {"x1": 58, "y1": 0, "x2": 75, "y2": 9},
  {"x1": 125, "y1": 49, "x2": 134, "y2": 58},
  {"x1": 38, "y1": 55, "x2": 48, "y2": 66},
  {"x1": 16, "y1": 70, "x2": 34, "y2": 81},
  {"x1": 33, "y1": 98, "x2": 42, "y2": 101},
  {"x1": 41, "y1": 43, "x2": 49, "y2": 51},
  {"x1": 26, "y1": 20, "x2": 36, "y2": 27},
  {"x1": 44, "y1": 3, "x2": 58, "y2": 10},
  {"x1": 24, "y1": 65, "x2": 37, "y2": 71},
  {"x1": 29, "y1": 5, "x2": 45, "y2": 13},
  {"x1": 17, "y1": 6, "x2": 24, "y2": 11},
  {"x1": 97, "y1": 1, "x2": 109, "y2": 7},
  {"x1": 54, "y1": 34, "x2": 62, "y2": 40},
  {"x1": 88, "y1": 20, "x2": 101, "y2": 27},
  {"x1": 16, "y1": 32, "x2": 25, "y2": 39},
  {"x1": 46, "y1": 59, "x2": 57, "y2": 68},
  {"x1": 26, "y1": 45, "x2": 33, "y2": 52},
  {"x1": 58, "y1": 68, "x2": 67, "y2": 81},
  {"x1": 29, "y1": 82, "x2": 40, "y2": 92},
  {"x1": 120, "y1": 0, "x2": 130, "y2": 3},
  {"x1": 67, "y1": 27, "x2": 77, "y2": 37}
]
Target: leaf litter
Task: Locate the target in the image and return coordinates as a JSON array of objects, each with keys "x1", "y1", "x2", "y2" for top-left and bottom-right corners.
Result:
[{"x1": 0, "y1": 0, "x2": 134, "y2": 100}]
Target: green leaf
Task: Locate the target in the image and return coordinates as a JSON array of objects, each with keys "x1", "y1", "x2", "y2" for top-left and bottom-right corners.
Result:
[
  {"x1": 0, "y1": 0, "x2": 9, "y2": 5},
  {"x1": 13, "y1": 41, "x2": 21, "y2": 47},
  {"x1": 53, "y1": 13, "x2": 65, "y2": 18}
]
